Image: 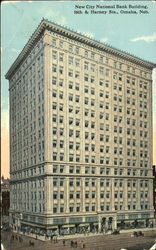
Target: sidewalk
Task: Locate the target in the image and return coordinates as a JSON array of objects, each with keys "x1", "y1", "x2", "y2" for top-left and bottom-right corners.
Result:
[
  {"x1": 2, "y1": 229, "x2": 156, "y2": 250},
  {"x1": 13, "y1": 227, "x2": 156, "y2": 242}
]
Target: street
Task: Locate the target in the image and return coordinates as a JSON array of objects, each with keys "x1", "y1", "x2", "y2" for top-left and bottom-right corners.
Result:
[{"x1": 1, "y1": 229, "x2": 156, "y2": 250}]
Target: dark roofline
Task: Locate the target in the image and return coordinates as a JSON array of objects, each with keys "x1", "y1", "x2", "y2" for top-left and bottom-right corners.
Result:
[{"x1": 5, "y1": 18, "x2": 156, "y2": 79}]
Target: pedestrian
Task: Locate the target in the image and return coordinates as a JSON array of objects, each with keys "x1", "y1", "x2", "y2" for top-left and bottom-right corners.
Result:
[
  {"x1": 75, "y1": 241, "x2": 77, "y2": 248},
  {"x1": 63, "y1": 239, "x2": 66, "y2": 246},
  {"x1": 50, "y1": 235, "x2": 53, "y2": 243},
  {"x1": 81, "y1": 241, "x2": 83, "y2": 249},
  {"x1": 83, "y1": 243, "x2": 85, "y2": 248},
  {"x1": 54, "y1": 236, "x2": 56, "y2": 243},
  {"x1": 71, "y1": 240, "x2": 73, "y2": 247}
]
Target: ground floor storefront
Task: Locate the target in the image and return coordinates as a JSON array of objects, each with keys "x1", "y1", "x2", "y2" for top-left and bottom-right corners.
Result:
[{"x1": 9, "y1": 211, "x2": 155, "y2": 237}]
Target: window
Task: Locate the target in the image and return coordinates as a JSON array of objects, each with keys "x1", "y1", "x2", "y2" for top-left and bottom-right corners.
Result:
[
  {"x1": 53, "y1": 140, "x2": 57, "y2": 148},
  {"x1": 53, "y1": 127, "x2": 57, "y2": 135},
  {"x1": 53, "y1": 207, "x2": 57, "y2": 213},
  {"x1": 75, "y1": 59, "x2": 80, "y2": 67},
  {"x1": 60, "y1": 140, "x2": 64, "y2": 148},
  {"x1": 59, "y1": 66, "x2": 63, "y2": 74},
  {"x1": 59, "y1": 91, "x2": 63, "y2": 99},
  {"x1": 91, "y1": 64, "x2": 95, "y2": 72},
  {"x1": 60, "y1": 154, "x2": 64, "y2": 161},
  {"x1": 70, "y1": 206, "x2": 74, "y2": 212},
  {"x1": 52, "y1": 50, "x2": 57, "y2": 60},
  {"x1": 60, "y1": 128, "x2": 64, "y2": 136},
  {"x1": 91, "y1": 76, "x2": 95, "y2": 83},
  {"x1": 59, "y1": 116, "x2": 63, "y2": 123},
  {"x1": 69, "y1": 70, "x2": 73, "y2": 77},
  {"x1": 91, "y1": 99, "x2": 95, "y2": 106},
  {"x1": 53, "y1": 152, "x2": 57, "y2": 161},
  {"x1": 84, "y1": 50, "x2": 88, "y2": 57},
  {"x1": 60, "y1": 193, "x2": 64, "y2": 199},
  {"x1": 76, "y1": 143, "x2": 80, "y2": 150},
  {"x1": 68, "y1": 56, "x2": 73, "y2": 65},
  {"x1": 75, "y1": 72, "x2": 80, "y2": 79},
  {"x1": 52, "y1": 77, "x2": 56, "y2": 85},
  {"x1": 84, "y1": 97, "x2": 89, "y2": 105},
  {"x1": 76, "y1": 155, "x2": 80, "y2": 162},
  {"x1": 76, "y1": 130, "x2": 80, "y2": 138},
  {"x1": 75, "y1": 47, "x2": 79, "y2": 54},
  {"x1": 52, "y1": 64, "x2": 57, "y2": 72},
  {"x1": 52, "y1": 39, "x2": 56, "y2": 47},
  {"x1": 75, "y1": 84, "x2": 79, "y2": 91},
  {"x1": 75, "y1": 95, "x2": 80, "y2": 103},
  {"x1": 85, "y1": 156, "x2": 89, "y2": 163},
  {"x1": 99, "y1": 66, "x2": 104, "y2": 75},
  {"x1": 60, "y1": 165, "x2": 64, "y2": 173},
  {"x1": 69, "y1": 94, "x2": 73, "y2": 101},
  {"x1": 59, "y1": 53, "x2": 64, "y2": 61},
  {"x1": 106, "y1": 168, "x2": 110, "y2": 175},
  {"x1": 99, "y1": 79, "x2": 104, "y2": 86},
  {"x1": 76, "y1": 192, "x2": 80, "y2": 199},
  {"x1": 84, "y1": 62, "x2": 89, "y2": 70},
  {"x1": 84, "y1": 74, "x2": 89, "y2": 81},
  {"x1": 69, "y1": 154, "x2": 74, "y2": 162}
]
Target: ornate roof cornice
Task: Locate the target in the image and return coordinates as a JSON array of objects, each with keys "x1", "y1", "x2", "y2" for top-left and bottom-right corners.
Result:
[{"x1": 5, "y1": 18, "x2": 156, "y2": 79}]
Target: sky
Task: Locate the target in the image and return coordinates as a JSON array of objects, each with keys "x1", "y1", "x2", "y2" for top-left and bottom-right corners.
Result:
[{"x1": 1, "y1": 0, "x2": 156, "y2": 178}]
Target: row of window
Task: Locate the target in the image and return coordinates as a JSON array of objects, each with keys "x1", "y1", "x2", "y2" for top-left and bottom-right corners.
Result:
[
  {"x1": 52, "y1": 65, "x2": 150, "y2": 88},
  {"x1": 51, "y1": 38, "x2": 150, "y2": 79},
  {"x1": 52, "y1": 178, "x2": 149, "y2": 187},
  {"x1": 52, "y1": 203, "x2": 149, "y2": 214},
  {"x1": 52, "y1": 190, "x2": 148, "y2": 200},
  {"x1": 52, "y1": 123, "x2": 148, "y2": 140}
]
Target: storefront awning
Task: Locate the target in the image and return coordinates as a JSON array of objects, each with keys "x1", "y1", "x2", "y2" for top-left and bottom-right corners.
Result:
[
  {"x1": 48, "y1": 226, "x2": 58, "y2": 229},
  {"x1": 78, "y1": 223, "x2": 90, "y2": 227},
  {"x1": 21, "y1": 221, "x2": 45, "y2": 228},
  {"x1": 62, "y1": 224, "x2": 75, "y2": 228}
]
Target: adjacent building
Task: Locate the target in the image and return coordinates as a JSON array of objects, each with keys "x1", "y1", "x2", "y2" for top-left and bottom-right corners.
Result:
[
  {"x1": 153, "y1": 165, "x2": 156, "y2": 216},
  {"x1": 6, "y1": 19, "x2": 155, "y2": 235},
  {"x1": 1, "y1": 177, "x2": 10, "y2": 216}
]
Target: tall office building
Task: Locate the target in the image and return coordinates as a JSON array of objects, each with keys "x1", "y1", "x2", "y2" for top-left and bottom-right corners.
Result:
[{"x1": 6, "y1": 19, "x2": 155, "y2": 235}]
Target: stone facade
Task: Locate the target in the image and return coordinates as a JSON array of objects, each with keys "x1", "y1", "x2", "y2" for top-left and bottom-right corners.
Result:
[{"x1": 6, "y1": 19, "x2": 155, "y2": 235}]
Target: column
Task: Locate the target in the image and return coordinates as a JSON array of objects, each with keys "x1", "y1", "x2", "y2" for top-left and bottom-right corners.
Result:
[
  {"x1": 111, "y1": 179, "x2": 115, "y2": 211},
  {"x1": 149, "y1": 179, "x2": 154, "y2": 210},
  {"x1": 43, "y1": 34, "x2": 52, "y2": 163},
  {"x1": 81, "y1": 177, "x2": 85, "y2": 212},
  {"x1": 97, "y1": 178, "x2": 101, "y2": 212},
  {"x1": 65, "y1": 177, "x2": 69, "y2": 213},
  {"x1": 45, "y1": 176, "x2": 52, "y2": 214},
  {"x1": 98, "y1": 216, "x2": 101, "y2": 233},
  {"x1": 137, "y1": 179, "x2": 141, "y2": 210},
  {"x1": 124, "y1": 179, "x2": 128, "y2": 210},
  {"x1": 112, "y1": 217, "x2": 117, "y2": 230},
  {"x1": 105, "y1": 218, "x2": 109, "y2": 233}
]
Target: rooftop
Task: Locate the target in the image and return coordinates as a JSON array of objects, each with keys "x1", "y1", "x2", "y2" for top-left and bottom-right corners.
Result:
[{"x1": 5, "y1": 18, "x2": 156, "y2": 79}]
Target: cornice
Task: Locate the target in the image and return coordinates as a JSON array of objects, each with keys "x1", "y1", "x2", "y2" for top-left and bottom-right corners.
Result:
[{"x1": 5, "y1": 18, "x2": 156, "y2": 80}]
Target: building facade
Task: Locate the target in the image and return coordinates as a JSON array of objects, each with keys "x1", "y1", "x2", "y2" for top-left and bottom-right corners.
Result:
[
  {"x1": 1, "y1": 177, "x2": 10, "y2": 216},
  {"x1": 6, "y1": 19, "x2": 155, "y2": 235},
  {"x1": 153, "y1": 165, "x2": 156, "y2": 216}
]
